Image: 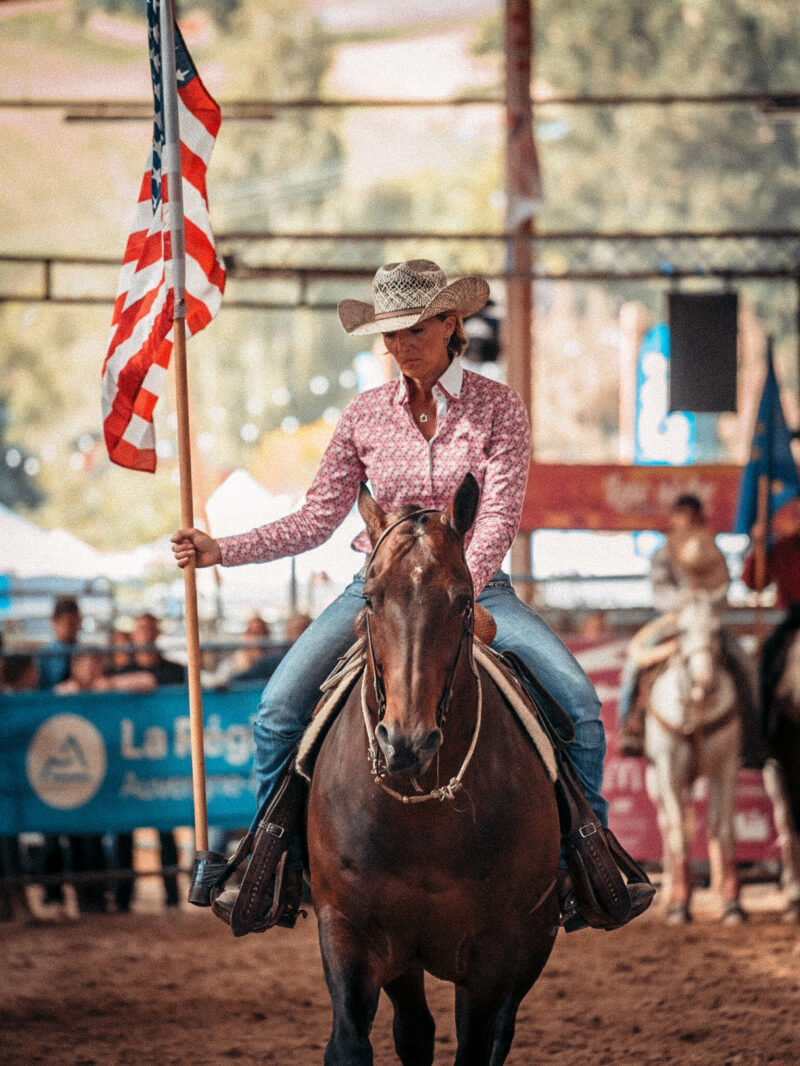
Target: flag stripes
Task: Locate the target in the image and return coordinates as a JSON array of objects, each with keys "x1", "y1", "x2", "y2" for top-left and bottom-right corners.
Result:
[{"x1": 102, "y1": 1, "x2": 225, "y2": 472}]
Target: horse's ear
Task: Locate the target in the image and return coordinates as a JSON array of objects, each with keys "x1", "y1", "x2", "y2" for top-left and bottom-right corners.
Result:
[
  {"x1": 446, "y1": 473, "x2": 480, "y2": 539},
  {"x1": 357, "y1": 482, "x2": 389, "y2": 545}
]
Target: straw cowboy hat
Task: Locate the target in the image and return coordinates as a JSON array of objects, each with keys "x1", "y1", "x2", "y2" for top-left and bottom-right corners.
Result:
[
  {"x1": 668, "y1": 529, "x2": 730, "y2": 592},
  {"x1": 337, "y1": 259, "x2": 490, "y2": 336}
]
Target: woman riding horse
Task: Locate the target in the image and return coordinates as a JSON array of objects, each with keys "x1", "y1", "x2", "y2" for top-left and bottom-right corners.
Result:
[{"x1": 172, "y1": 259, "x2": 652, "y2": 931}]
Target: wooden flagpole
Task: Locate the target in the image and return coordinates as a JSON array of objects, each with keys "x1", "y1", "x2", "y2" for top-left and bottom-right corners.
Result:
[
  {"x1": 753, "y1": 336, "x2": 776, "y2": 652},
  {"x1": 159, "y1": 0, "x2": 209, "y2": 853},
  {"x1": 753, "y1": 472, "x2": 769, "y2": 650}
]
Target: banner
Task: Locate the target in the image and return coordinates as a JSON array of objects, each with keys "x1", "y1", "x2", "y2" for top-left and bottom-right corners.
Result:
[
  {"x1": 520, "y1": 462, "x2": 743, "y2": 533},
  {"x1": 0, "y1": 653, "x2": 784, "y2": 864},
  {"x1": 0, "y1": 685, "x2": 261, "y2": 835}
]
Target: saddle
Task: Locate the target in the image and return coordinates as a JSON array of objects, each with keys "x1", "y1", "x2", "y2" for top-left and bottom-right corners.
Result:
[{"x1": 190, "y1": 634, "x2": 650, "y2": 935}]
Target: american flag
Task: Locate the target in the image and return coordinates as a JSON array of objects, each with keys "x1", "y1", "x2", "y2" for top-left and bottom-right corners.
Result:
[{"x1": 102, "y1": 0, "x2": 225, "y2": 472}]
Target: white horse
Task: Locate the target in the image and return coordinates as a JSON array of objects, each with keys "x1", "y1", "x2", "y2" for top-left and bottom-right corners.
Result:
[{"x1": 644, "y1": 591, "x2": 745, "y2": 924}]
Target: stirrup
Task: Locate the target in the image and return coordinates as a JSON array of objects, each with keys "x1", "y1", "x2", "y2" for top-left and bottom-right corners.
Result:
[
  {"x1": 558, "y1": 871, "x2": 655, "y2": 933},
  {"x1": 211, "y1": 855, "x2": 307, "y2": 934}
]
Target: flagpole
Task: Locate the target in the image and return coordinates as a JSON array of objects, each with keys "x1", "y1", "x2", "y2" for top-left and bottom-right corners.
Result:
[
  {"x1": 159, "y1": 0, "x2": 209, "y2": 855},
  {"x1": 753, "y1": 336, "x2": 776, "y2": 650}
]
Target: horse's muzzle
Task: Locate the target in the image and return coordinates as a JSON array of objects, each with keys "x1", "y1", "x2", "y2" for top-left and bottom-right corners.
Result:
[{"x1": 375, "y1": 721, "x2": 442, "y2": 775}]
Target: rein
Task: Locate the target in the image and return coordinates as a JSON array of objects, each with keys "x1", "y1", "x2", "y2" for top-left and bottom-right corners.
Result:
[{"x1": 361, "y1": 508, "x2": 483, "y2": 804}]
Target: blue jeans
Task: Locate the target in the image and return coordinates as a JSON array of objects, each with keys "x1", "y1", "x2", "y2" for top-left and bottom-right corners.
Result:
[{"x1": 251, "y1": 569, "x2": 608, "y2": 835}]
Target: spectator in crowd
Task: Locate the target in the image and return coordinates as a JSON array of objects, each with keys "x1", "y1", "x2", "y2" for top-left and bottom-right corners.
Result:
[
  {"x1": 54, "y1": 650, "x2": 156, "y2": 695},
  {"x1": 0, "y1": 652, "x2": 37, "y2": 920},
  {"x1": 120, "y1": 613, "x2": 184, "y2": 907},
  {"x1": 285, "y1": 612, "x2": 312, "y2": 644},
  {"x1": 38, "y1": 595, "x2": 82, "y2": 690},
  {"x1": 209, "y1": 614, "x2": 273, "y2": 687},
  {"x1": 743, "y1": 494, "x2": 800, "y2": 736},
  {"x1": 226, "y1": 611, "x2": 314, "y2": 685},
  {"x1": 106, "y1": 627, "x2": 135, "y2": 674},
  {"x1": 1, "y1": 652, "x2": 40, "y2": 693},
  {"x1": 117, "y1": 613, "x2": 186, "y2": 687},
  {"x1": 32, "y1": 596, "x2": 83, "y2": 911}
]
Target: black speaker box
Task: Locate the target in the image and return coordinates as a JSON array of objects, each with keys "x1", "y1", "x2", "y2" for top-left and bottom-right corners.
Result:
[{"x1": 668, "y1": 292, "x2": 738, "y2": 412}]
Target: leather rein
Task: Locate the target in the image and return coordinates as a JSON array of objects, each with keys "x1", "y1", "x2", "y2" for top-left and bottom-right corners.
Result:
[{"x1": 361, "y1": 508, "x2": 482, "y2": 804}]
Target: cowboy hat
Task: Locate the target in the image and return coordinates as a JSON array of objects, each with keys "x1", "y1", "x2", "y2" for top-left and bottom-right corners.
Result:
[
  {"x1": 337, "y1": 259, "x2": 490, "y2": 336},
  {"x1": 668, "y1": 529, "x2": 730, "y2": 592}
]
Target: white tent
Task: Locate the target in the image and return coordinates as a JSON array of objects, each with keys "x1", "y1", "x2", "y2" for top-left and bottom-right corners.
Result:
[{"x1": 203, "y1": 470, "x2": 366, "y2": 613}]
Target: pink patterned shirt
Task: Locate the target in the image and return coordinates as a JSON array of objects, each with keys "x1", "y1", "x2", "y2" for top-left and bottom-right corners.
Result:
[{"x1": 218, "y1": 361, "x2": 531, "y2": 595}]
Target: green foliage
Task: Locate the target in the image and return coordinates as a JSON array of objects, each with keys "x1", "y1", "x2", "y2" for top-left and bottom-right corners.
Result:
[
  {"x1": 1, "y1": 0, "x2": 799, "y2": 544},
  {"x1": 0, "y1": 398, "x2": 44, "y2": 510}
]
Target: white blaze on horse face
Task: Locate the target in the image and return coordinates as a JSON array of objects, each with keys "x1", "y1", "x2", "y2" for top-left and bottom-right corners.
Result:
[{"x1": 678, "y1": 597, "x2": 719, "y2": 701}]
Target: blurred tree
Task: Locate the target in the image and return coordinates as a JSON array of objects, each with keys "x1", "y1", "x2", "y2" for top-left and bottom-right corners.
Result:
[{"x1": 0, "y1": 398, "x2": 44, "y2": 509}]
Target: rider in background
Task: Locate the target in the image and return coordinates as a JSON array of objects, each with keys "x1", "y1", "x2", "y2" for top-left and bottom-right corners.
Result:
[
  {"x1": 619, "y1": 494, "x2": 760, "y2": 762},
  {"x1": 742, "y1": 494, "x2": 800, "y2": 738}
]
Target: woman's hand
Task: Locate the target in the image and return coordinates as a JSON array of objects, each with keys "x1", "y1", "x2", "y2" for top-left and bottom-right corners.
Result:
[{"x1": 171, "y1": 528, "x2": 222, "y2": 569}]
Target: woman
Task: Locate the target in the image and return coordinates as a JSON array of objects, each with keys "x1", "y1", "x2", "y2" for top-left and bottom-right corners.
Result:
[{"x1": 172, "y1": 260, "x2": 651, "y2": 930}]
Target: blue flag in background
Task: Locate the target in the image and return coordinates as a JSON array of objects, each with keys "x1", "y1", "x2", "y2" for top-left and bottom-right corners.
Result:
[{"x1": 734, "y1": 348, "x2": 800, "y2": 534}]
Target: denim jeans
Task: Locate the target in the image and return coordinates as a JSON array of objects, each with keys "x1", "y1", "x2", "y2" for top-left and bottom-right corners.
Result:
[{"x1": 251, "y1": 569, "x2": 608, "y2": 834}]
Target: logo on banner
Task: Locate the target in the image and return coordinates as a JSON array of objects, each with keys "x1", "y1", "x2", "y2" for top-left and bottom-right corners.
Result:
[{"x1": 26, "y1": 714, "x2": 107, "y2": 809}]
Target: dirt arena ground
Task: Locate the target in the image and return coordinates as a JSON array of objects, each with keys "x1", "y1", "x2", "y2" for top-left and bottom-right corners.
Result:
[{"x1": 1, "y1": 878, "x2": 799, "y2": 1066}]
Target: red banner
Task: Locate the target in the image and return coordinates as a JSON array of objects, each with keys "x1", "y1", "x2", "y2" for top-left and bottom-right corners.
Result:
[
  {"x1": 567, "y1": 637, "x2": 781, "y2": 865},
  {"x1": 522, "y1": 463, "x2": 743, "y2": 533}
]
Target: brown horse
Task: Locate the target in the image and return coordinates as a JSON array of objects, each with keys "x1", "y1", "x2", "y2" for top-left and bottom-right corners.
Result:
[{"x1": 307, "y1": 474, "x2": 561, "y2": 1066}]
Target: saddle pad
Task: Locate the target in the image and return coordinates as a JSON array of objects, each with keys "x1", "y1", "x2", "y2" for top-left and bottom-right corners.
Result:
[
  {"x1": 473, "y1": 644, "x2": 558, "y2": 782},
  {"x1": 296, "y1": 651, "x2": 366, "y2": 782},
  {"x1": 296, "y1": 641, "x2": 558, "y2": 784}
]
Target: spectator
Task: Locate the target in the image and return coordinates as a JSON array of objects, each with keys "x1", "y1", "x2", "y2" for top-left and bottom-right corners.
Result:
[
  {"x1": 227, "y1": 611, "x2": 313, "y2": 685},
  {"x1": 115, "y1": 613, "x2": 185, "y2": 686},
  {"x1": 285, "y1": 612, "x2": 312, "y2": 644},
  {"x1": 54, "y1": 651, "x2": 156, "y2": 695},
  {"x1": 39, "y1": 595, "x2": 81, "y2": 690},
  {"x1": 122, "y1": 613, "x2": 184, "y2": 907},
  {"x1": 106, "y1": 627, "x2": 134, "y2": 674},
  {"x1": 0, "y1": 652, "x2": 37, "y2": 920},
  {"x1": 1, "y1": 652, "x2": 40, "y2": 693},
  {"x1": 210, "y1": 615, "x2": 273, "y2": 687}
]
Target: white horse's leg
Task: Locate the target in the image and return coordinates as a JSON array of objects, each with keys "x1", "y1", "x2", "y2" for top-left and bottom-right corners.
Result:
[
  {"x1": 647, "y1": 751, "x2": 692, "y2": 914},
  {"x1": 705, "y1": 733, "x2": 743, "y2": 921},
  {"x1": 763, "y1": 758, "x2": 800, "y2": 916}
]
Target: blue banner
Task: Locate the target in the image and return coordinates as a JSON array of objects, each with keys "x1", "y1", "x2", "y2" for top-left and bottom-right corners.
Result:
[
  {"x1": 0, "y1": 685, "x2": 263, "y2": 835},
  {"x1": 734, "y1": 349, "x2": 800, "y2": 534}
]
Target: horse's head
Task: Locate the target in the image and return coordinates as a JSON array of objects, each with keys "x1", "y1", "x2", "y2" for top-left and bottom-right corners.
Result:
[
  {"x1": 357, "y1": 474, "x2": 480, "y2": 777},
  {"x1": 675, "y1": 591, "x2": 723, "y2": 704}
]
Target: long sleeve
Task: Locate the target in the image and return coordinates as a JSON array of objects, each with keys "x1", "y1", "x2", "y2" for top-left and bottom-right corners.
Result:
[
  {"x1": 464, "y1": 390, "x2": 530, "y2": 595},
  {"x1": 218, "y1": 400, "x2": 366, "y2": 566}
]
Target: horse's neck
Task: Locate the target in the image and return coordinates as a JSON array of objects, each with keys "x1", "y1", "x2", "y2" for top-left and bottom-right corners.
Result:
[{"x1": 652, "y1": 646, "x2": 734, "y2": 728}]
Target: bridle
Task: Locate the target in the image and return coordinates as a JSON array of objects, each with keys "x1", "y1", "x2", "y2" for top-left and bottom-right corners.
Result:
[
  {"x1": 646, "y1": 624, "x2": 737, "y2": 748},
  {"x1": 360, "y1": 508, "x2": 482, "y2": 804}
]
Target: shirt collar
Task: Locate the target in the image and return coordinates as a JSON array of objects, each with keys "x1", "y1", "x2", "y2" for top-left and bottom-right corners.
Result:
[{"x1": 395, "y1": 357, "x2": 464, "y2": 403}]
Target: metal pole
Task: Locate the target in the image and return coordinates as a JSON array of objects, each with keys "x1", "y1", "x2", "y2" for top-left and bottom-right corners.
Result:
[{"x1": 505, "y1": 0, "x2": 539, "y2": 601}]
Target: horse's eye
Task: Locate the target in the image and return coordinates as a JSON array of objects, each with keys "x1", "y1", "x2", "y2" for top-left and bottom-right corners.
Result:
[{"x1": 362, "y1": 593, "x2": 374, "y2": 611}]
